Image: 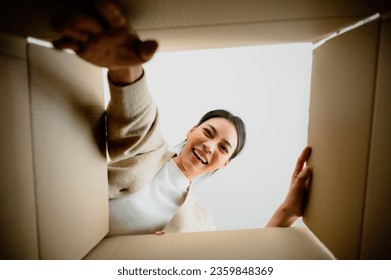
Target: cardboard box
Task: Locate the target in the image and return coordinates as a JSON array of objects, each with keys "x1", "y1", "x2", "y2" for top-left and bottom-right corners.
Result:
[
  {"x1": 305, "y1": 17, "x2": 391, "y2": 260},
  {"x1": 0, "y1": 34, "x2": 109, "y2": 260},
  {"x1": 0, "y1": 0, "x2": 390, "y2": 259}
]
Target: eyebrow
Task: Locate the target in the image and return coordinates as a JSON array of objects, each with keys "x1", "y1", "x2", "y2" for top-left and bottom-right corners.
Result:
[{"x1": 207, "y1": 124, "x2": 233, "y2": 149}]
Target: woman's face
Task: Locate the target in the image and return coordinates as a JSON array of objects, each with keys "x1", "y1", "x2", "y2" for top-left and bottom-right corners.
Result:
[{"x1": 174, "y1": 117, "x2": 238, "y2": 181}]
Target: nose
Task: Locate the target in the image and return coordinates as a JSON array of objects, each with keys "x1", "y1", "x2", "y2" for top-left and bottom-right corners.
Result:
[{"x1": 203, "y1": 141, "x2": 214, "y2": 154}]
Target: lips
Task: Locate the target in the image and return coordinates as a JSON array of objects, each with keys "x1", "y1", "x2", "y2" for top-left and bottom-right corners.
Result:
[{"x1": 192, "y1": 148, "x2": 208, "y2": 165}]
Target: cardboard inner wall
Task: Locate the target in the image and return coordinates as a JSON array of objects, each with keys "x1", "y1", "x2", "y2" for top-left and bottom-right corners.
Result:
[
  {"x1": 0, "y1": 1, "x2": 389, "y2": 260},
  {"x1": 361, "y1": 17, "x2": 391, "y2": 260},
  {"x1": 0, "y1": 0, "x2": 375, "y2": 51},
  {"x1": 85, "y1": 227, "x2": 334, "y2": 260},
  {"x1": 27, "y1": 44, "x2": 109, "y2": 259},
  {"x1": 304, "y1": 20, "x2": 381, "y2": 259},
  {"x1": 130, "y1": 0, "x2": 373, "y2": 51},
  {"x1": 0, "y1": 33, "x2": 39, "y2": 260}
]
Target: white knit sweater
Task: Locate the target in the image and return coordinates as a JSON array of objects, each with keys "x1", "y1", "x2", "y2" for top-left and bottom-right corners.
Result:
[{"x1": 108, "y1": 159, "x2": 190, "y2": 236}]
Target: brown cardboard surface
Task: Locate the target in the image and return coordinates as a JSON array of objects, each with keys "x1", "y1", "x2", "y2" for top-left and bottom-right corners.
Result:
[
  {"x1": 361, "y1": 18, "x2": 391, "y2": 259},
  {"x1": 122, "y1": 0, "x2": 372, "y2": 50},
  {"x1": 0, "y1": 0, "x2": 374, "y2": 50},
  {"x1": 305, "y1": 20, "x2": 380, "y2": 259},
  {"x1": 137, "y1": 18, "x2": 371, "y2": 51},
  {"x1": 0, "y1": 0, "x2": 388, "y2": 261},
  {"x1": 85, "y1": 227, "x2": 334, "y2": 260},
  {"x1": 27, "y1": 44, "x2": 109, "y2": 259},
  {"x1": 0, "y1": 33, "x2": 39, "y2": 259}
]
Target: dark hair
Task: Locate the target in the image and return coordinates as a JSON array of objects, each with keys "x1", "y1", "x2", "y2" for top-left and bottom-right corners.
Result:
[{"x1": 196, "y1": 109, "x2": 246, "y2": 160}]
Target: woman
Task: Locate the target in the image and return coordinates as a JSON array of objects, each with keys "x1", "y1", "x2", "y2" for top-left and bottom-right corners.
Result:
[
  {"x1": 51, "y1": 0, "x2": 312, "y2": 235},
  {"x1": 107, "y1": 99, "x2": 246, "y2": 235}
]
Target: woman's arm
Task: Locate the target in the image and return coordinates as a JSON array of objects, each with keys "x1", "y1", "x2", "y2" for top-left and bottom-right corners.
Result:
[
  {"x1": 51, "y1": 0, "x2": 164, "y2": 161},
  {"x1": 266, "y1": 146, "x2": 312, "y2": 227},
  {"x1": 51, "y1": 0, "x2": 157, "y2": 84},
  {"x1": 108, "y1": 67, "x2": 143, "y2": 86}
]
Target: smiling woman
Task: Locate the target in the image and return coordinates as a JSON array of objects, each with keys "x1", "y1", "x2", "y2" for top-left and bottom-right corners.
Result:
[
  {"x1": 108, "y1": 109, "x2": 245, "y2": 236},
  {"x1": 50, "y1": 0, "x2": 312, "y2": 236},
  {"x1": 173, "y1": 110, "x2": 245, "y2": 181}
]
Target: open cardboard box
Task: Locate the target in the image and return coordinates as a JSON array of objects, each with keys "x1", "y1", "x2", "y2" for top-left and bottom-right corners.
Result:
[{"x1": 0, "y1": 0, "x2": 390, "y2": 260}]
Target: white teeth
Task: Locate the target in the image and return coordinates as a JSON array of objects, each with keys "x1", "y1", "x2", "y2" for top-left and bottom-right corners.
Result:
[{"x1": 194, "y1": 149, "x2": 207, "y2": 164}]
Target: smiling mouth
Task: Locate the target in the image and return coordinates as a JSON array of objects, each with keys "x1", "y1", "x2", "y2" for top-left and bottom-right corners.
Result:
[{"x1": 192, "y1": 148, "x2": 208, "y2": 165}]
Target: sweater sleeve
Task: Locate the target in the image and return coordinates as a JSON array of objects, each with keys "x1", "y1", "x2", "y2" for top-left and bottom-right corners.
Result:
[
  {"x1": 106, "y1": 73, "x2": 174, "y2": 198},
  {"x1": 106, "y1": 73, "x2": 165, "y2": 162}
]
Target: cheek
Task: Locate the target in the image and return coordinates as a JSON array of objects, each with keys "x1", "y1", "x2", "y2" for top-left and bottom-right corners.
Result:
[
  {"x1": 210, "y1": 153, "x2": 229, "y2": 168},
  {"x1": 186, "y1": 133, "x2": 205, "y2": 149}
]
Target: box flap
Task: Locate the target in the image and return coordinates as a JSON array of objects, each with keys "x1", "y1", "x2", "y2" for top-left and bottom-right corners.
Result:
[
  {"x1": 0, "y1": 33, "x2": 39, "y2": 260},
  {"x1": 85, "y1": 227, "x2": 334, "y2": 260},
  {"x1": 27, "y1": 44, "x2": 109, "y2": 259},
  {"x1": 361, "y1": 18, "x2": 391, "y2": 259},
  {"x1": 0, "y1": 0, "x2": 375, "y2": 50},
  {"x1": 304, "y1": 20, "x2": 380, "y2": 259}
]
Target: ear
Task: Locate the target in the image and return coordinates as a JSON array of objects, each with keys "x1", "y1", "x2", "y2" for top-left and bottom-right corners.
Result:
[{"x1": 187, "y1": 126, "x2": 197, "y2": 138}]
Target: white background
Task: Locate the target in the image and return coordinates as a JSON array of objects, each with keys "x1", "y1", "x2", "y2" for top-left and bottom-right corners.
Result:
[{"x1": 143, "y1": 43, "x2": 313, "y2": 230}]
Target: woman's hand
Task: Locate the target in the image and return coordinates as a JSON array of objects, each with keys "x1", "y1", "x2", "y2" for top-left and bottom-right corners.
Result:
[
  {"x1": 266, "y1": 146, "x2": 312, "y2": 227},
  {"x1": 50, "y1": 0, "x2": 158, "y2": 84}
]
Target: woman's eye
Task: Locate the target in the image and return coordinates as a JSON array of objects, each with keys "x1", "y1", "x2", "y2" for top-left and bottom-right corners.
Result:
[
  {"x1": 203, "y1": 129, "x2": 212, "y2": 137},
  {"x1": 220, "y1": 146, "x2": 228, "y2": 153}
]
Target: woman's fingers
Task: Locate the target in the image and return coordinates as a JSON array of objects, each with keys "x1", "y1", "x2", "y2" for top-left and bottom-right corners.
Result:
[
  {"x1": 52, "y1": 37, "x2": 80, "y2": 52},
  {"x1": 96, "y1": 0, "x2": 127, "y2": 28},
  {"x1": 50, "y1": 0, "x2": 158, "y2": 69},
  {"x1": 51, "y1": 12, "x2": 103, "y2": 41},
  {"x1": 296, "y1": 166, "x2": 312, "y2": 185},
  {"x1": 292, "y1": 146, "x2": 312, "y2": 179},
  {"x1": 55, "y1": 28, "x2": 89, "y2": 43},
  {"x1": 137, "y1": 40, "x2": 159, "y2": 62}
]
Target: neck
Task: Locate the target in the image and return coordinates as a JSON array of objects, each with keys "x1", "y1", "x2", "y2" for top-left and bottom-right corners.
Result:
[{"x1": 172, "y1": 156, "x2": 196, "y2": 181}]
